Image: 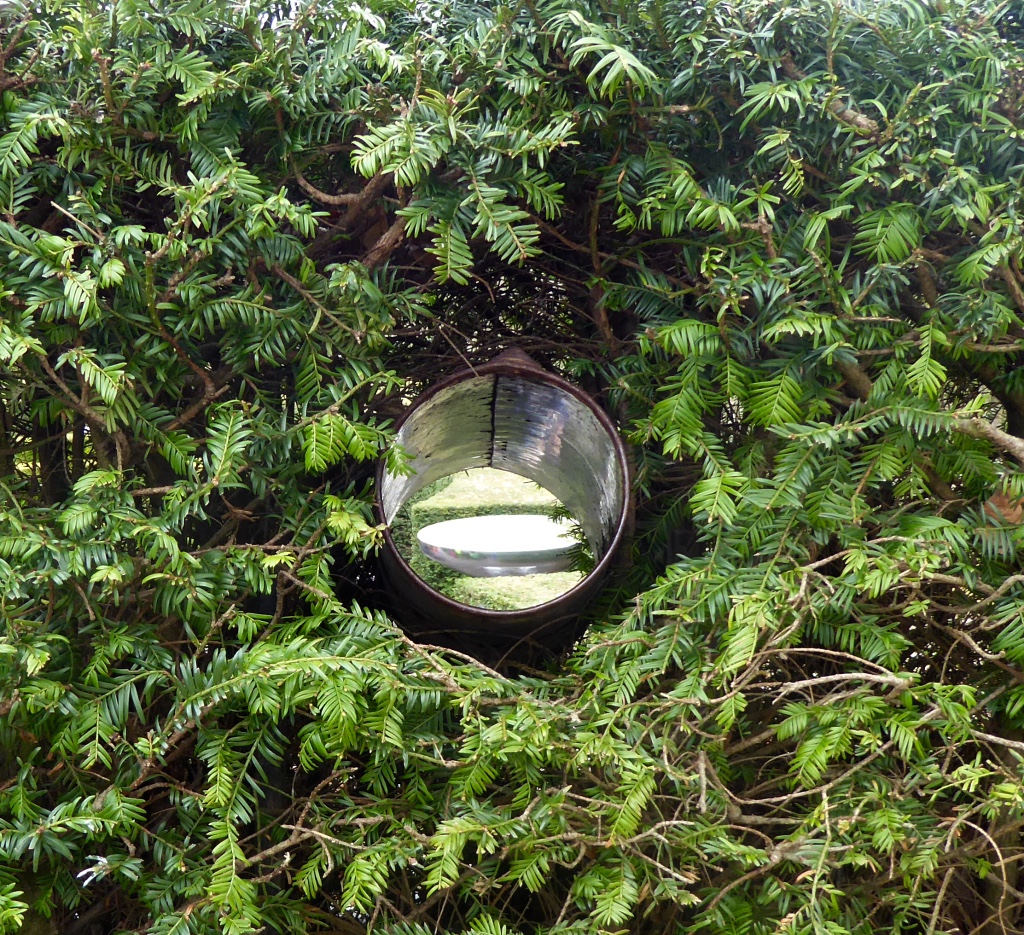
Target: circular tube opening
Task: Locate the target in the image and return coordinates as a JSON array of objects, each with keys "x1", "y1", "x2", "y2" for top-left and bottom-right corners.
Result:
[{"x1": 375, "y1": 351, "x2": 629, "y2": 644}]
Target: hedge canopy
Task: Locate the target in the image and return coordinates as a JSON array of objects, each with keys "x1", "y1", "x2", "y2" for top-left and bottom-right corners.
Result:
[{"x1": 2, "y1": 1, "x2": 1024, "y2": 934}]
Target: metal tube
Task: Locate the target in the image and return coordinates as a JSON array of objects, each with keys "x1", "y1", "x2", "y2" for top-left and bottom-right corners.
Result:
[{"x1": 374, "y1": 349, "x2": 629, "y2": 653}]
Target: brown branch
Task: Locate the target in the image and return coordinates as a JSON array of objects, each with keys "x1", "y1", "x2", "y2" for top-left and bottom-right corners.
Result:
[
  {"x1": 342, "y1": 171, "x2": 391, "y2": 229},
  {"x1": 705, "y1": 841, "x2": 795, "y2": 912},
  {"x1": 999, "y1": 264, "x2": 1024, "y2": 315},
  {"x1": 93, "y1": 50, "x2": 120, "y2": 125},
  {"x1": 953, "y1": 418, "x2": 1024, "y2": 464},
  {"x1": 38, "y1": 357, "x2": 106, "y2": 425},
  {"x1": 130, "y1": 715, "x2": 203, "y2": 792},
  {"x1": 0, "y1": 690, "x2": 18, "y2": 717},
  {"x1": 835, "y1": 358, "x2": 873, "y2": 401},
  {"x1": 32, "y1": 357, "x2": 130, "y2": 467},
  {"x1": 933, "y1": 573, "x2": 1024, "y2": 614},
  {"x1": 271, "y1": 264, "x2": 359, "y2": 338},
  {"x1": 921, "y1": 459, "x2": 958, "y2": 502},
  {"x1": 969, "y1": 359, "x2": 1024, "y2": 433},
  {"x1": 165, "y1": 381, "x2": 233, "y2": 432},
  {"x1": 531, "y1": 214, "x2": 694, "y2": 289},
  {"x1": 929, "y1": 619, "x2": 1024, "y2": 685},
  {"x1": 362, "y1": 214, "x2": 406, "y2": 269},
  {"x1": 972, "y1": 730, "x2": 1024, "y2": 755},
  {"x1": 306, "y1": 172, "x2": 393, "y2": 260},
  {"x1": 740, "y1": 216, "x2": 777, "y2": 259},
  {"x1": 0, "y1": 18, "x2": 38, "y2": 94},
  {"x1": 0, "y1": 424, "x2": 81, "y2": 458},
  {"x1": 761, "y1": 671, "x2": 913, "y2": 697},
  {"x1": 801, "y1": 161, "x2": 838, "y2": 184},
  {"x1": 645, "y1": 104, "x2": 699, "y2": 115},
  {"x1": 291, "y1": 159, "x2": 361, "y2": 206},
  {"x1": 587, "y1": 196, "x2": 618, "y2": 350},
  {"x1": 588, "y1": 195, "x2": 602, "y2": 275},
  {"x1": 532, "y1": 215, "x2": 590, "y2": 255},
  {"x1": 963, "y1": 341, "x2": 1024, "y2": 353},
  {"x1": 145, "y1": 180, "x2": 226, "y2": 267},
  {"x1": 142, "y1": 253, "x2": 216, "y2": 408},
  {"x1": 781, "y1": 52, "x2": 879, "y2": 136},
  {"x1": 50, "y1": 201, "x2": 105, "y2": 243},
  {"x1": 0, "y1": 73, "x2": 33, "y2": 93},
  {"x1": 151, "y1": 318, "x2": 215, "y2": 394},
  {"x1": 0, "y1": 19, "x2": 29, "y2": 71},
  {"x1": 131, "y1": 485, "x2": 177, "y2": 498},
  {"x1": 917, "y1": 262, "x2": 940, "y2": 307}
]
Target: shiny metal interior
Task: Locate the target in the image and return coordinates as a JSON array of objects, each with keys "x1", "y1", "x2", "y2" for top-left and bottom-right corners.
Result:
[
  {"x1": 380, "y1": 373, "x2": 625, "y2": 561},
  {"x1": 374, "y1": 351, "x2": 629, "y2": 652}
]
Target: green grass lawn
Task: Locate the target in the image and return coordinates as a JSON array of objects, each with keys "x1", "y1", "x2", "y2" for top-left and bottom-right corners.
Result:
[
  {"x1": 394, "y1": 468, "x2": 583, "y2": 610},
  {"x1": 449, "y1": 571, "x2": 583, "y2": 610},
  {"x1": 419, "y1": 467, "x2": 556, "y2": 511}
]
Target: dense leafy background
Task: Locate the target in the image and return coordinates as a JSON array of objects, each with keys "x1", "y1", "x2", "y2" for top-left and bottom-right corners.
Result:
[{"x1": 2, "y1": 0, "x2": 1024, "y2": 933}]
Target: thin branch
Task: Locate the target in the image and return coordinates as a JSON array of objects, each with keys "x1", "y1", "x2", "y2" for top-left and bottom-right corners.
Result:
[
  {"x1": 50, "y1": 201, "x2": 105, "y2": 243},
  {"x1": 166, "y1": 381, "x2": 233, "y2": 433},
  {"x1": 291, "y1": 158, "x2": 361, "y2": 206},
  {"x1": 781, "y1": 52, "x2": 879, "y2": 136},
  {"x1": 130, "y1": 485, "x2": 177, "y2": 498},
  {"x1": 999, "y1": 263, "x2": 1024, "y2": 315},
  {"x1": 930, "y1": 574, "x2": 1024, "y2": 614},
  {"x1": 746, "y1": 671, "x2": 913, "y2": 697},
  {"x1": 971, "y1": 730, "x2": 1024, "y2": 755},
  {"x1": 953, "y1": 418, "x2": 1024, "y2": 464}
]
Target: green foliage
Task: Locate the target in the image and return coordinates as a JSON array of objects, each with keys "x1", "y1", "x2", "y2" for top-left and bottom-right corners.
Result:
[{"x1": 1, "y1": 0, "x2": 1024, "y2": 934}]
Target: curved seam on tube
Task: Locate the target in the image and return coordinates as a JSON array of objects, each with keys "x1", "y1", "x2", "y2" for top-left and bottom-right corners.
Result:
[{"x1": 487, "y1": 372, "x2": 499, "y2": 469}]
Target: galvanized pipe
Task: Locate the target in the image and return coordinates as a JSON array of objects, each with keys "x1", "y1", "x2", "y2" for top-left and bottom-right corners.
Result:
[{"x1": 374, "y1": 350, "x2": 629, "y2": 651}]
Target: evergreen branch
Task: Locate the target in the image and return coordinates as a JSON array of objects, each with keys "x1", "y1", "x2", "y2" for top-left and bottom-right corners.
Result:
[{"x1": 835, "y1": 358, "x2": 874, "y2": 401}]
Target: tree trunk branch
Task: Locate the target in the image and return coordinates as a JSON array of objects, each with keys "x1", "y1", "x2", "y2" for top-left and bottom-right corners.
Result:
[
  {"x1": 953, "y1": 418, "x2": 1024, "y2": 464},
  {"x1": 362, "y1": 214, "x2": 406, "y2": 269},
  {"x1": 781, "y1": 53, "x2": 879, "y2": 137}
]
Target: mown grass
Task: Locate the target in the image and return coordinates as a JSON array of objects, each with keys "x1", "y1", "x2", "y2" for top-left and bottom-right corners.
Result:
[{"x1": 394, "y1": 468, "x2": 582, "y2": 609}]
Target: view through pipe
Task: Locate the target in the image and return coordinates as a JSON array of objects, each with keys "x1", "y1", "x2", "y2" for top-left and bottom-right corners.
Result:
[{"x1": 374, "y1": 349, "x2": 629, "y2": 657}]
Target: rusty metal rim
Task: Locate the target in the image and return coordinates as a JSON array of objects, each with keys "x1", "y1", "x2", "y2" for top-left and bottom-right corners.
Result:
[{"x1": 373, "y1": 354, "x2": 630, "y2": 620}]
